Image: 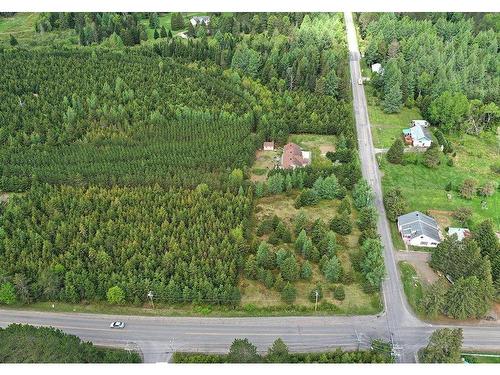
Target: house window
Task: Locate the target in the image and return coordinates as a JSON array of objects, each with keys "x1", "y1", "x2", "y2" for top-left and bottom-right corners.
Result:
[
  {"x1": 431, "y1": 242, "x2": 437, "y2": 245},
  {"x1": 420, "y1": 242, "x2": 428, "y2": 246}
]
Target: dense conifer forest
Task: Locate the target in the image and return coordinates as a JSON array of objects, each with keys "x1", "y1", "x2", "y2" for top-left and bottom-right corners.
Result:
[{"x1": 0, "y1": 184, "x2": 251, "y2": 305}]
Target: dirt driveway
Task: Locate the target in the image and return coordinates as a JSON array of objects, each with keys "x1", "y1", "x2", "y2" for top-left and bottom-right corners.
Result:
[{"x1": 396, "y1": 250, "x2": 439, "y2": 285}]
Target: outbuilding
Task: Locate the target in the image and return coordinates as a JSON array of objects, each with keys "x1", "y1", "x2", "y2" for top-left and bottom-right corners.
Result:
[
  {"x1": 447, "y1": 227, "x2": 471, "y2": 241},
  {"x1": 263, "y1": 141, "x2": 275, "y2": 151},
  {"x1": 371, "y1": 63, "x2": 383, "y2": 74}
]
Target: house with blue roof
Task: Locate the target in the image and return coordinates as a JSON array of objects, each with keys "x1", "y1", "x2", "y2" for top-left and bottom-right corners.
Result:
[{"x1": 402, "y1": 123, "x2": 432, "y2": 148}]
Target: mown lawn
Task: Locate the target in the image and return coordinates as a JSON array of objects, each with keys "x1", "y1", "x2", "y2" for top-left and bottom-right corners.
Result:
[{"x1": 369, "y1": 104, "x2": 423, "y2": 149}]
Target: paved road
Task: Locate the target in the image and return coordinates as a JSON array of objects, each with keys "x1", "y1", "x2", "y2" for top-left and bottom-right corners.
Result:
[{"x1": 1, "y1": 13, "x2": 499, "y2": 364}]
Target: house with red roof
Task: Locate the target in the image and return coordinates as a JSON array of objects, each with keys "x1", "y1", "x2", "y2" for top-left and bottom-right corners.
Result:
[{"x1": 281, "y1": 143, "x2": 311, "y2": 169}]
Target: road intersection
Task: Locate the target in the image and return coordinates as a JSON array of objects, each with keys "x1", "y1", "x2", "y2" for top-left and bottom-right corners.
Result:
[{"x1": 0, "y1": 13, "x2": 498, "y2": 364}]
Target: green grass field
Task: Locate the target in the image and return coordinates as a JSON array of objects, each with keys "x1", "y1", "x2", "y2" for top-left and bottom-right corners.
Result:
[
  {"x1": 380, "y1": 138, "x2": 499, "y2": 227},
  {"x1": 0, "y1": 13, "x2": 78, "y2": 47},
  {"x1": 369, "y1": 104, "x2": 423, "y2": 149}
]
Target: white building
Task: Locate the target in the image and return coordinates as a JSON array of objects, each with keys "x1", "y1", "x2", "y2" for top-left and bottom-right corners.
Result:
[
  {"x1": 190, "y1": 16, "x2": 210, "y2": 27},
  {"x1": 411, "y1": 120, "x2": 430, "y2": 128},
  {"x1": 447, "y1": 227, "x2": 471, "y2": 241},
  {"x1": 371, "y1": 63, "x2": 383, "y2": 74},
  {"x1": 263, "y1": 141, "x2": 275, "y2": 151},
  {"x1": 397, "y1": 211, "x2": 441, "y2": 247}
]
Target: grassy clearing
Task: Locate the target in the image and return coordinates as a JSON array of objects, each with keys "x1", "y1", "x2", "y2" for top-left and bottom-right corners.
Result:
[
  {"x1": 399, "y1": 261, "x2": 424, "y2": 315},
  {"x1": 250, "y1": 150, "x2": 279, "y2": 182},
  {"x1": 380, "y1": 150, "x2": 499, "y2": 227},
  {"x1": 0, "y1": 13, "x2": 37, "y2": 34},
  {"x1": 0, "y1": 13, "x2": 78, "y2": 47},
  {"x1": 255, "y1": 191, "x2": 343, "y2": 226}
]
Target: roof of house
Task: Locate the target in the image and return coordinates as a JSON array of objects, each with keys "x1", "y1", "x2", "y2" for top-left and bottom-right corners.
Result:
[
  {"x1": 263, "y1": 141, "x2": 274, "y2": 148},
  {"x1": 447, "y1": 227, "x2": 471, "y2": 241},
  {"x1": 282, "y1": 143, "x2": 309, "y2": 169},
  {"x1": 191, "y1": 16, "x2": 210, "y2": 24},
  {"x1": 402, "y1": 125, "x2": 431, "y2": 142},
  {"x1": 398, "y1": 211, "x2": 440, "y2": 242}
]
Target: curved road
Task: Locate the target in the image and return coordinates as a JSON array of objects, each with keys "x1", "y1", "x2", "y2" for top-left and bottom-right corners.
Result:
[{"x1": 0, "y1": 13, "x2": 499, "y2": 363}]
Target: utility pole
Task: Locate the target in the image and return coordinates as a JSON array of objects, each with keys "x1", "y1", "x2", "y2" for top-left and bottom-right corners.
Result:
[
  {"x1": 314, "y1": 290, "x2": 319, "y2": 311},
  {"x1": 147, "y1": 290, "x2": 154, "y2": 309}
]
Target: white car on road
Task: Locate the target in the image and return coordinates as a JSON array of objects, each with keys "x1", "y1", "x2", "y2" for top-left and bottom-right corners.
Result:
[{"x1": 109, "y1": 321, "x2": 125, "y2": 329}]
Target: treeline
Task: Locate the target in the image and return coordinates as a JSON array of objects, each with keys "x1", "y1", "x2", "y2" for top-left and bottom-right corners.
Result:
[
  {"x1": 35, "y1": 12, "x2": 148, "y2": 46},
  {"x1": 173, "y1": 337, "x2": 393, "y2": 363},
  {"x1": 362, "y1": 13, "x2": 499, "y2": 134},
  {"x1": 0, "y1": 324, "x2": 141, "y2": 363},
  {"x1": 0, "y1": 184, "x2": 252, "y2": 305}
]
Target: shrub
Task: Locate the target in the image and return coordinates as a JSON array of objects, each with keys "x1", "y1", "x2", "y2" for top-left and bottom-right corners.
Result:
[
  {"x1": 330, "y1": 214, "x2": 352, "y2": 235},
  {"x1": 446, "y1": 158, "x2": 454, "y2": 167},
  {"x1": 0, "y1": 282, "x2": 17, "y2": 305},
  {"x1": 452, "y1": 207, "x2": 472, "y2": 226},
  {"x1": 333, "y1": 285, "x2": 345, "y2": 301},
  {"x1": 228, "y1": 338, "x2": 261, "y2": 363},
  {"x1": 295, "y1": 189, "x2": 319, "y2": 208},
  {"x1": 106, "y1": 286, "x2": 125, "y2": 304},
  {"x1": 322, "y1": 256, "x2": 342, "y2": 283},
  {"x1": 479, "y1": 181, "x2": 496, "y2": 197},
  {"x1": 281, "y1": 282, "x2": 297, "y2": 304},
  {"x1": 386, "y1": 138, "x2": 404, "y2": 164},
  {"x1": 300, "y1": 260, "x2": 313, "y2": 280},
  {"x1": 459, "y1": 179, "x2": 478, "y2": 200},
  {"x1": 423, "y1": 143, "x2": 441, "y2": 169}
]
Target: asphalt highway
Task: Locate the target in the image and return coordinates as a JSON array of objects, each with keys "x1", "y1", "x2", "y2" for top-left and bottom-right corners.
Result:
[{"x1": 0, "y1": 12, "x2": 498, "y2": 364}]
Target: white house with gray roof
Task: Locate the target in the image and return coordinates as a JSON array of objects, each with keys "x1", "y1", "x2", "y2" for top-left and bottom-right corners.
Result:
[{"x1": 397, "y1": 211, "x2": 441, "y2": 247}]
